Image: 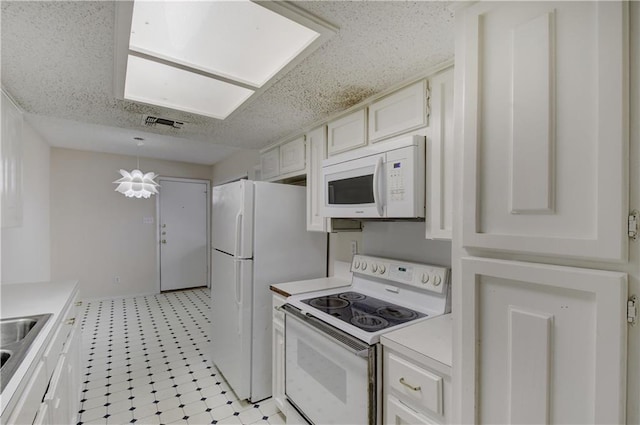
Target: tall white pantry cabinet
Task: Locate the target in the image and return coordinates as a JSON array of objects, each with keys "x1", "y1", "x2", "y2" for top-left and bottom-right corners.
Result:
[{"x1": 452, "y1": 2, "x2": 639, "y2": 425}]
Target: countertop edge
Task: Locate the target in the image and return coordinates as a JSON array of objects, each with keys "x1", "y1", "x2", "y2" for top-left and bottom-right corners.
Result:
[{"x1": 0, "y1": 280, "x2": 79, "y2": 419}]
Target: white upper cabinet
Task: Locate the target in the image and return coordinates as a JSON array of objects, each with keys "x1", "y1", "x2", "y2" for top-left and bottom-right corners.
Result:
[
  {"x1": 279, "y1": 137, "x2": 306, "y2": 175},
  {"x1": 458, "y1": 1, "x2": 629, "y2": 261},
  {"x1": 327, "y1": 109, "x2": 367, "y2": 156},
  {"x1": 369, "y1": 80, "x2": 427, "y2": 143},
  {"x1": 260, "y1": 137, "x2": 307, "y2": 182},
  {"x1": 306, "y1": 126, "x2": 328, "y2": 232},
  {"x1": 1, "y1": 90, "x2": 23, "y2": 228},
  {"x1": 426, "y1": 69, "x2": 454, "y2": 240},
  {"x1": 260, "y1": 147, "x2": 280, "y2": 181}
]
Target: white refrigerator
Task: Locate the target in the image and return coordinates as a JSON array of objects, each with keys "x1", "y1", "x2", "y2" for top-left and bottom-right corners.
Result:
[{"x1": 210, "y1": 180, "x2": 327, "y2": 402}]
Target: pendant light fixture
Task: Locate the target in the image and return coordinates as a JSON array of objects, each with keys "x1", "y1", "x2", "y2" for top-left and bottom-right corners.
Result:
[{"x1": 113, "y1": 138, "x2": 160, "y2": 199}]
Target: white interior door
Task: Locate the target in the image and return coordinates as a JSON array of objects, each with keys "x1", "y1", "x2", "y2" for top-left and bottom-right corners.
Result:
[{"x1": 159, "y1": 179, "x2": 209, "y2": 291}]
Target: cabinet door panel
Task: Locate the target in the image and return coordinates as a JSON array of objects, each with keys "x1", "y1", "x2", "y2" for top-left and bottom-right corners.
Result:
[
  {"x1": 369, "y1": 80, "x2": 427, "y2": 143},
  {"x1": 261, "y1": 148, "x2": 280, "y2": 181},
  {"x1": 327, "y1": 109, "x2": 367, "y2": 156},
  {"x1": 44, "y1": 355, "x2": 70, "y2": 425},
  {"x1": 459, "y1": 2, "x2": 628, "y2": 261},
  {"x1": 7, "y1": 360, "x2": 47, "y2": 425},
  {"x1": 460, "y1": 257, "x2": 627, "y2": 424},
  {"x1": 426, "y1": 68, "x2": 454, "y2": 240},
  {"x1": 279, "y1": 137, "x2": 306, "y2": 175},
  {"x1": 306, "y1": 127, "x2": 328, "y2": 232}
]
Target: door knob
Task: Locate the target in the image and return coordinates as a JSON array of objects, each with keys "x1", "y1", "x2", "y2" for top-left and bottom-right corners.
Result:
[{"x1": 161, "y1": 239, "x2": 167, "y2": 244}]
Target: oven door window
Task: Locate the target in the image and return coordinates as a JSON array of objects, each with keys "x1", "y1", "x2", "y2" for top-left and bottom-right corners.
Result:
[
  {"x1": 285, "y1": 315, "x2": 370, "y2": 425},
  {"x1": 328, "y1": 174, "x2": 374, "y2": 205}
]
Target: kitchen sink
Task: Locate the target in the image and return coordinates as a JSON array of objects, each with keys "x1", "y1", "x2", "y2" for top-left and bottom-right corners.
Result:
[
  {"x1": 0, "y1": 314, "x2": 52, "y2": 393},
  {"x1": 1, "y1": 317, "x2": 39, "y2": 345},
  {"x1": 0, "y1": 350, "x2": 11, "y2": 368}
]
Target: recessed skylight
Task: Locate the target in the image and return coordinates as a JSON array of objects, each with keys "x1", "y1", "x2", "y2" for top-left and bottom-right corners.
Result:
[
  {"x1": 124, "y1": 55, "x2": 254, "y2": 120},
  {"x1": 118, "y1": 0, "x2": 333, "y2": 120},
  {"x1": 129, "y1": 0, "x2": 320, "y2": 88}
]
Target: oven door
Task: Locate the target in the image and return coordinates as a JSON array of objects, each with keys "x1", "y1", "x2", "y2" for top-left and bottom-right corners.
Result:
[
  {"x1": 283, "y1": 305, "x2": 377, "y2": 425},
  {"x1": 322, "y1": 153, "x2": 385, "y2": 218}
]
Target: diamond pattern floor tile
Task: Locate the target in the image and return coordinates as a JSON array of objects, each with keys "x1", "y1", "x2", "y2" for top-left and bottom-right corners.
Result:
[{"x1": 76, "y1": 288, "x2": 283, "y2": 425}]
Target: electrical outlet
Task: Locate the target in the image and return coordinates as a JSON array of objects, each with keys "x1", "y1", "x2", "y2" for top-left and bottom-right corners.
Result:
[
  {"x1": 350, "y1": 240, "x2": 358, "y2": 255},
  {"x1": 114, "y1": 276, "x2": 121, "y2": 284}
]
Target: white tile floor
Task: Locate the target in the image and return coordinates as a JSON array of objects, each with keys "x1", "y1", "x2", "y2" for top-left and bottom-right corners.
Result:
[{"x1": 77, "y1": 288, "x2": 285, "y2": 425}]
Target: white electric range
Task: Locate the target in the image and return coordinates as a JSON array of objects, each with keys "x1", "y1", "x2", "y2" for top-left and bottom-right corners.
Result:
[{"x1": 282, "y1": 254, "x2": 450, "y2": 425}]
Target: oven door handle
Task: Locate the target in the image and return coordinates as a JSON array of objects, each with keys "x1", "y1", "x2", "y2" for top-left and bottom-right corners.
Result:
[{"x1": 282, "y1": 304, "x2": 371, "y2": 357}]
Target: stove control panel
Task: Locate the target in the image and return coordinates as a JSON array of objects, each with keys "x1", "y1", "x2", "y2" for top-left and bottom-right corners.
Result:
[{"x1": 351, "y1": 255, "x2": 449, "y2": 294}]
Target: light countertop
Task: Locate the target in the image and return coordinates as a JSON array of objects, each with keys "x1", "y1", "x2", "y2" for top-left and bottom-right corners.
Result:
[
  {"x1": 381, "y1": 314, "x2": 452, "y2": 369},
  {"x1": 0, "y1": 280, "x2": 79, "y2": 417},
  {"x1": 270, "y1": 276, "x2": 350, "y2": 298},
  {"x1": 270, "y1": 260, "x2": 352, "y2": 297}
]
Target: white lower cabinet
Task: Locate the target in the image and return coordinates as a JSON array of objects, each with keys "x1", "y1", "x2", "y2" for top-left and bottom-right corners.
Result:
[
  {"x1": 4, "y1": 294, "x2": 81, "y2": 425},
  {"x1": 7, "y1": 360, "x2": 48, "y2": 425},
  {"x1": 272, "y1": 294, "x2": 287, "y2": 416},
  {"x1": 383, "y1": 347, "x2": 451, "y2": 425}
]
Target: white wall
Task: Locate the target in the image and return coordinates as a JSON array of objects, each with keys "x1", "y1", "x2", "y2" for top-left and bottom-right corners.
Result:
[
  {"x1": 50, "y1": 148, "x2": 212, "y2": 300},
  {"x1": 361, "y1": 221, "x2": 452, "y2": 267},
  {"x1": 210, "y1": 149, "x2": 259, "y2": 186},
  {"x1": 1, "y1": 121, "x2": 51, "y2": 284}
]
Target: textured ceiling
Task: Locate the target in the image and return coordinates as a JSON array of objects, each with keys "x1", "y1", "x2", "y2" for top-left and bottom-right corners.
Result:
[{"x1": 1, "y1": 1, "x2": 455, "y2": 165}]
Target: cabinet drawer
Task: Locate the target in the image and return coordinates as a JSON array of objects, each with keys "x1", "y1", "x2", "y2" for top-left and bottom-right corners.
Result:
[
  {"x1": 385, "y1": 396, "x2": 438, "y2": 425},
  {"x1": 387, "y1": 352, "x2": 443, "y2": 416}
]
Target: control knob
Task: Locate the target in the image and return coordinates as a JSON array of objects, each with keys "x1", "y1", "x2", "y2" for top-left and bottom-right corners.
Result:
[
  {"x1": 354, "y1": 260, "x2": 360, "y2": 269},
  {"x1": 421, "y1": 273, "x2": 430, "y2": 284},
  {"x1": 433, "y1": 275, "x2": 441, "y2": 286},
  {"x1": 378, "y1": 265, "x2": 386, "y2": 274},
  {"x1": 361, "y1": 261, "x2": 368, "y2": 271},
  {"x1": 371, "y1": 263, "x2": 378, "y2": 273}
]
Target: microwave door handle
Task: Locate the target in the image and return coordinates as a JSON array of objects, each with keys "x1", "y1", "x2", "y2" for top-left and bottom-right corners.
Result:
[{"x1": 372, "y1": 157, "x2": 384, "y2": 216}]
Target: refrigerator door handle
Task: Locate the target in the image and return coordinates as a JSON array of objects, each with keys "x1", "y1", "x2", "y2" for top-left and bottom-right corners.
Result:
[
  {"x1": 235, "y1": 260, "x2": 243, "y2": 336},
  {"x1": 234, "y1": 212, "x2": 243, "y2": 257}
]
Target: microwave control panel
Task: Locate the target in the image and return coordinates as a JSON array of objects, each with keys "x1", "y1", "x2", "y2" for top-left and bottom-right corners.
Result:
[
  {"x1": 387, "y1": 159, "x2": 406, "y2": 201},
  {"x1": 384, "y1": 143, "x2": 424, "y2": 217}
]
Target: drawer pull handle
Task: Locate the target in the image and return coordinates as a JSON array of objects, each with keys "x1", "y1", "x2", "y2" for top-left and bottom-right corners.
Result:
[
  {"x1": 66, "y1": 317, "x2": 76, "y2": 325},
  {"x1": 399, "y1": 377, "x2": 421, "y2": 392}
]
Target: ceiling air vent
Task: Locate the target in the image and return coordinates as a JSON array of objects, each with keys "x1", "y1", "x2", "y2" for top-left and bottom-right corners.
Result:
[{"x1": 142, "y1": 115, "x2": 184, "y2": 129}]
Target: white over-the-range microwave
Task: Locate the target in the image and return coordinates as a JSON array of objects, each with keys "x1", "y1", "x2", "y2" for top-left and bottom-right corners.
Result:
[{"x1": 322, "y1": 135, "x2": 425, "y2": 218}]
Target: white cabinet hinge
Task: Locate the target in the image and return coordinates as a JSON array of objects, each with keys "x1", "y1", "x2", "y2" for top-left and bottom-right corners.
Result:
[
  {"x1": 629, "y1": 210, "x2": 639, "y2": 240},
  {"x1": 628, "y1": 295, "x2": 637, "y2": 325}
]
